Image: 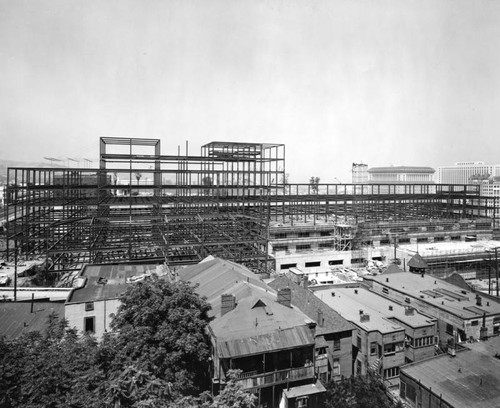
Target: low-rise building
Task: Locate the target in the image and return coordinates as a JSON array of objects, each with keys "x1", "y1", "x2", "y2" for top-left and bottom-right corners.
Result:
[
  {"x1": 269, "y1": 275, "x2": 355, "y2": 383},
  {"x1": 65, "y1": 263, "x2": 160, "y2": 339},
  {"x1": 177, "y1": 257, "x2": 324, "y2": 408},
  {"x1": 365, "y1": 271, "x2": 500, "y2": 344},
  {"x1": 312, "y1": 285, "x2": 437, "y2": 386},
  {"x1": 400, "y1": 336, "x2": 500, "y2": 408}
]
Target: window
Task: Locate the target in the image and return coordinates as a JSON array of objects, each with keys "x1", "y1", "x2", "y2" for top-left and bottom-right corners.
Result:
[
  {"x1": 320, "y1": 231, "x2": 330, "y2": 236},
  {"x1": 328, "y1": 259, "x2": 343, "y2": 265},
  {"x1": 413, "y1": 336, "x2": 434, "y2": 348},
  {"x1": 332, "y1": 358, "x2": 340, "y2": 376},
  {"x1": 401, "y1": 380, "x2": 417, "y2": 404},
  {"x1": 333, "y1": 338, "x2": 341, "y2": 351},
  {"x1": 370, "y1": 342, "x2": 378, "y2": 356},
  {"x1": 84, "y1": 316, "x2": 95, "y2": 333},
  {"x1": 384, "y1": 342, "x2": 403, "y2": 356},
  {"x1": 274, "y1": 233, "x2": 287, "y2": 239},
  {"x1": 298, "y1": 232, "x2": 310, "y2": 238},
  {"x1": 319, "y1": 243, "x2": 333, "y2": 249},
  {"x1": 382, "y1": 287, "x2": 389, "y2": 294},
  {"x1": 357, "y1": 336, "x2": 362, "y2": 351},
  {"x1": 85, "y1": 302, "x2": 94, "y2": 311},
  {"x1": 384, "y1": 367, "x2": 400, "y2": 379},
  {"x1": 446, "y1": 323, "x2": 454, "y2": 335},
  {"x1": 305, "y1": 261, "x2": 321, "y2": 268},
  {"x1": 296, "y1": 244, "x2": 311, "y2": 251},
  {"x1": 280, "y1": 263, "x2": 297, "y2": 270},
  {"x1": 273, "y1": 245, "x2": 288, "y2": 252},
  {"x1": 351, "y1": 257, "x2": 364, "y2": 264},
  {"x1": 297, "y1": 397, "x2": 309, "y2": 408},
  {"x1": 405, "y1": 297, "x2": 411, "y2": 304}
]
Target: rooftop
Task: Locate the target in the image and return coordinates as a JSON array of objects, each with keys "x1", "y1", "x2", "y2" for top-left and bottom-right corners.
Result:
[
  {"x1": 0, "y1": 301, "x2": 65, "y2": 339},
  {"x1": 177, "y1": 257, "x2": 271, "y2": 317},
  {"x1": 368, "y1": 166, "x2": 435, "y2": 174},
  {"x1": 66, "y1": 263, "x2": 161, "y2": 303},
  {"x1": 268, "y1": 275, "x2": 354, "y2": 335},
  {"x1": 401, "y1": 337, "x2": 500, "y2": 408},
  {"x1": 313, "y1": 286, "x2": 435, "y2": 332},
  {"x1": 367, "y1": 272, "x2": 500, "y2": 320}
]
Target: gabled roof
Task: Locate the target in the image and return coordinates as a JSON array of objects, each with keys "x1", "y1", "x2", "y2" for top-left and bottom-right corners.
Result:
[
  {"x1": 384, "y1": 264, "x2": 404, "y2": 274},
  {"x1": 0, "y1": 301, "x2": 65, "y2": 339},
  {"x1": 408, "y1": 253, "x2": 428, "y2": 269},
  {"x1": 177, "y1": 258, "x2": 271, "y2": 317},
  {"x1": 268, "y1": 275, "x2": 354, "y2": 335},
  {"x1": 211, "y1": 295, "x2": 315, "y2": 358}
]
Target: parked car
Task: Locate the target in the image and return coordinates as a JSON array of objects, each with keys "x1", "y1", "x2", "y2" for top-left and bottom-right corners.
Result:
[{"x1": 0, "y1": 273, "x2": 11, "y2": 286}]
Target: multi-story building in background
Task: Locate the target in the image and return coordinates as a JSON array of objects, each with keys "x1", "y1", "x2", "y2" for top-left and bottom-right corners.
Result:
[
  {"x1": 437, "y1": 161, "x2": 500, "y2": 184},
  {"x1": 367, "y1": 166, "x2": 435, "y2": 184}
]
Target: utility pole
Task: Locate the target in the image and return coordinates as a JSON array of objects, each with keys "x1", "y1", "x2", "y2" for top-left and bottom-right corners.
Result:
[{"x1": 14, "y1": 240, "x2": 17, "y2": 302}]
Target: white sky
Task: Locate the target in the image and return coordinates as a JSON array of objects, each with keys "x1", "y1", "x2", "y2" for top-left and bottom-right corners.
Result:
[{"x1": 1, "y1": 0, "x2": 500, "y2": 182}]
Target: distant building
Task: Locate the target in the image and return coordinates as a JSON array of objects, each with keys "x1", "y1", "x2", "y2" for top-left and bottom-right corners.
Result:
[
  {"x1": 313, "y1": 285, "x2": 437, "y2": 387},
  {"x1": 351, "y1": 163, "x2": 369, "y2": 184},
  {"x1": 367, "y1": 166, "x2": 435, "y2": 184},
  {"x1": 365, "y1": 271, "x2": 500, "y2": 344},
  {"x1": 399, "y1": 336, "x2": 500, "y2": 408},
  {"x1": 437, "y1": 161, "x2": 500, "y2": 184}
]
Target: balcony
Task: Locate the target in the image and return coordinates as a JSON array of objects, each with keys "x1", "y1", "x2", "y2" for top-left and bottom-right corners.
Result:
[{"x1": 237, "y1": 366, "x2": 315, "y2": 389}]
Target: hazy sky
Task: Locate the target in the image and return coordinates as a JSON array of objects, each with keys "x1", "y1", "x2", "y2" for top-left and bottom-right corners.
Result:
[{"x1": 1, "y1": 0, "x2": 500, "y2": 182}]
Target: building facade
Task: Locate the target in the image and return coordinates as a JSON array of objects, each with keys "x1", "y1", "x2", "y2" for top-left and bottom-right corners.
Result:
[
  {"x1": 367, "y1": 166, "x2": 435, "y2": 184},
  {"x1": 437, "y1": 161, "x2": 500, "y2": 184}
]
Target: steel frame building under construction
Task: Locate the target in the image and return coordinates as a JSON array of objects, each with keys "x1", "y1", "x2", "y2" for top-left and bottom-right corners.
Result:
[{"x1": 4, "y1": 137, "x2": 498, "y2": 274}]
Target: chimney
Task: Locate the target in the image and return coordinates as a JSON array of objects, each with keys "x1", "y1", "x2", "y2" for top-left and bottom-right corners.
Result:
[
  {"x1": 476, "y1": 295, "x2": 482, "y2": 307},
  {"x1": 221, "y1": 294, "x2": 236, "y2": 316},
  {"x1": 405, "y1": 306, "x2": 415, "y2": 316},
  {"x1": 303, "y1": 275, "x2": 309, "y2": 289},
  {"x1": 317, "y1": 309, "x2": 324, "y2": 327},
  {"x1": 360, "y1": 313, "x2": 370, "y2": 322},
  {"x1": 386, "y1": 277, "x2": 389, "y2": 283},
  {"x1": 277, "y1": 288, "x2": 292, "y2": 308}
]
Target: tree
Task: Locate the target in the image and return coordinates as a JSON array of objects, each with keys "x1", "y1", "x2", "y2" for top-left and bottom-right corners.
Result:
[
  {"x1": 105, "y1": 276, "x2": 213, "y2": 398},
  {"x1": 324, "y1": 372, "x2": 404, "y2": 408},
  {"x1": 210, "y1": 370, "x2": 256, "y2": 408},
  {"x1": 134, "y1": 172, "x2": 142, "y2": 186},
  {"x1": 0, "y1": 313, "x2": 106, "y2": 408},
  {"x1": 309, "y1": 176, "x2": 320, "y2": 194}
]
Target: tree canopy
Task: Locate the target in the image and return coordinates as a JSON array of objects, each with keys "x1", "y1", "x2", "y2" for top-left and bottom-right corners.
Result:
[{"x1": 0, "y1": 277, "x2": 226, "y2": 408}]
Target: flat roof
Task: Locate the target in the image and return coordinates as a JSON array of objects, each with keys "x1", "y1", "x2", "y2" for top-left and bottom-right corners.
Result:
[
  {"x1": 401, "y1": 337, "x2": 500, "y2": 408},
  {"x1": 398, "y1": 240, "x2": 500, "y2": 258},
  {"x1": 313, "y1": 286, "x2": 434, "y2": 333},
  {"x1": 367, "y1": 272, "x2": 500, "y2": 319},
  {"x1": 282, "y1": 381, "x2": 326, "y2": 398},
  {"x1": 67, "y1": 263, "x2": 161, "y2": 303}
]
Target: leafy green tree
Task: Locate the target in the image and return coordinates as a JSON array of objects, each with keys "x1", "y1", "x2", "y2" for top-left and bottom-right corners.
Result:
[
  {"x1": 324, "y1": 372, "x2": 404, "y2": 408},
  {"x1": 210, "y1": 370, "x2": 256, "y2": 408},
  {"x1": 105, "y1": 276, "x2": 212, "y2": 398}
]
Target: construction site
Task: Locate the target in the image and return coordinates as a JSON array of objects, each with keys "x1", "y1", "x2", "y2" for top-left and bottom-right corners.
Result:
[{"x1": 3, "y1": 137, "x2": 499, "y2": 279}]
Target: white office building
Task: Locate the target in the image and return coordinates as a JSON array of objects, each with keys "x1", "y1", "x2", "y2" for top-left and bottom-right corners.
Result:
[{"x1": 437, "y1": 161, "x2": 500, "y2": 184}]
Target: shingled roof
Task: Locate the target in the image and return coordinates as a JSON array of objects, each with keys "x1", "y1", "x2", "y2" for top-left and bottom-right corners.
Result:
[
  {"x1": 268, "y1": 275, "x2": 354, "y2": 336},
  {"x1": 408, "y1": 253, "x2": 428, "y2": 269}
]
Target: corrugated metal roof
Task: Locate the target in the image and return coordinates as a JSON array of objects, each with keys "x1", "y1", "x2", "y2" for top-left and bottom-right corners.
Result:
[
  {"x1": 217, "y1": 325, "x2": 314, "y2": 358},
  {"x1": 177, "y1": 258, "x2": 272, "y2": 317},
  {"x1": 0, "y1": 301, "x2": 65, "y2": 339}
]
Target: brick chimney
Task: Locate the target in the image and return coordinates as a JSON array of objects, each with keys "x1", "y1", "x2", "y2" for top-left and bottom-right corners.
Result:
[
  {"x1": 317, "y1": 309, "x2": 324, "y2": 327},
  {"x1": 405, "y1": 306, "x2": 415, "y2": 316},
  {"x1": 221, "y1": 294, "x2": 236, "y2": 316},
  {"x1": 277, "y1": 288, "x2": 292, "y2": 308},
  {"x1": 476, "y1": 294, "x2": 482, "y2": 307}
]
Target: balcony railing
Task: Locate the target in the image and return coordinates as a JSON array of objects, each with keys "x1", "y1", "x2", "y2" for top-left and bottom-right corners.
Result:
[{"x1": 237, "y1": 366, "x2": 315, "y2": 390}]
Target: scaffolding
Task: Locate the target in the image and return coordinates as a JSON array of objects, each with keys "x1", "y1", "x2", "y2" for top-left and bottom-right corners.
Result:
[{"x1": 5, "y1": 137, "x2": 497, "y2": 274}]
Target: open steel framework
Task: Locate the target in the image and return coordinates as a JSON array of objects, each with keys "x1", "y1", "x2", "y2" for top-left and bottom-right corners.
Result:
[{"x1": 5, "y1": 137, "x2": 497, "y2": 274}]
